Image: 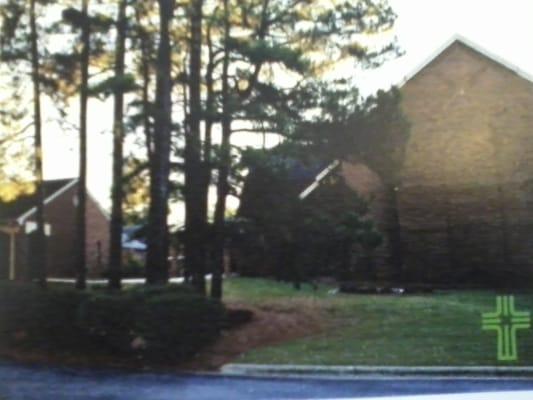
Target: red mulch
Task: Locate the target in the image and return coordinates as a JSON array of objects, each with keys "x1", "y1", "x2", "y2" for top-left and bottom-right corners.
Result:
[{"x1": 183, "y1": 301, "x2": 326, "y2": 370}]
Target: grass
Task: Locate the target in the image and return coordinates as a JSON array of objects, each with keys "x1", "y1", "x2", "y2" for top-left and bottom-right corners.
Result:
[
  {"x1": 223, "y1": 277, "x2": 333, "y2": 303},
  {"x1": 223, "y1": 277, "x2": 533, "y2": 366}
]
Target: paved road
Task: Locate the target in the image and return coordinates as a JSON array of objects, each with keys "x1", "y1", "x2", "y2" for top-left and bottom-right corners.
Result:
[{"x1": 1, "y1": 361, "x2": 533, "y2": 400}]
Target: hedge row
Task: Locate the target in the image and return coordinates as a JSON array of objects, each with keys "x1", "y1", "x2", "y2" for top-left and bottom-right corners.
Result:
[{"x1": 0, "y1": 283, "x2": 225, "y2": 362}]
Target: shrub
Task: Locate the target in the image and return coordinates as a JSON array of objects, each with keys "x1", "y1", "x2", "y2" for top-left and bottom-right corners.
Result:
[
  {"x1": 136, "y1": 292, "x2": 225, "y2": 360},
  {"x1": 0, "y1": 282, "x2": 226, "y2": 363},
  {"x1": 0, "y1": 282, "x2": 88, "y2": 350},
  {"x1": 77, "y1": 292, "x2": 139, "y2": 354}
]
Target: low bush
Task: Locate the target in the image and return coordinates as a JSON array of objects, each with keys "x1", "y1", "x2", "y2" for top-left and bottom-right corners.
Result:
[
  {"x1": 136, "y1": 292, "x2": 224, "y2": 360},
  {"x1": 0, "y1": 282, "x2": 226, "y2": 363},
  {"x1": 0, "y1": 282, "x2": 89, "y2": 350}
]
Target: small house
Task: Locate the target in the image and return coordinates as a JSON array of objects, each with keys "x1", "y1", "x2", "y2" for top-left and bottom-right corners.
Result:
[{"x1": 0, "y1": 178, "x2": 109, "y2": 279}]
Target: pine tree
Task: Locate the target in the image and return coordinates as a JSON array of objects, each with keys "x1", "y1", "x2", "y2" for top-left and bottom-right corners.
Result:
[
  {"x1": 184, "y1": 0, "x2": 206, "y2": 294},
  {"x1": 210, "y1": 0, "x2": 231, "y2": 299},
  {"x1": 29, "y1": 0, "x2": 46, "y2": 288},
  {"x1": 145, "y1": 0, "x2": 175, "y2": 285},
  {"x1": 74, "y1": 0, "x2": 90, "y2": 290},
  {"x1": 108, "y1": 0, "x2": 128, "y2": 290},
  {"x1": 206, "y1": 0, "x2": 399, "y2": 298},
  {"x1": 0, "y1": 0, "x2": 50, "y2": 285}
]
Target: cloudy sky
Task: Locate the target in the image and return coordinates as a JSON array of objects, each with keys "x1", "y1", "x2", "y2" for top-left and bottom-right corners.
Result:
[{"x1": 41, "y1": 0, "x2": 533, "y2": 212}]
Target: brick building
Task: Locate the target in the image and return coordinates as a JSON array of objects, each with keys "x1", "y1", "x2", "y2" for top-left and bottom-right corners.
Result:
[
  {"x1": 397, "y1": 35, "x2": 533, "y2": 285},
  {"x1": 304, "y1": 35, "x2": 533, "y2": 286},
  {"x1": 0, "y1": 178, "x2": 109, "y2": 279}
]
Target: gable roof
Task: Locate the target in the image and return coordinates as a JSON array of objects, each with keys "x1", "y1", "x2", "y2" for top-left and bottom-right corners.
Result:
[
  {"x1": 298, "y1": 35, "x2": 533, "y2": 200},
  {"x1": 298, "y1": 160, "x2": 340, "y2": 200},
  {"x1": 399, "y1": 33, "x2": 533, "y2": 87},
  {"x1": 0, "y1": 178, "x2": 77, "y2": 223}
]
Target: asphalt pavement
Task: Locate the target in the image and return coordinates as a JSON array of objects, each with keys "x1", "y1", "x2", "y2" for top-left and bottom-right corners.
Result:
[{"x1": 1, "y1": 361, "x2": 533, "y2": 400}]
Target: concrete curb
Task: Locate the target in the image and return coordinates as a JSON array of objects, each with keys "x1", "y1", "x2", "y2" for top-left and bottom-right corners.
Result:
[
  {"x1": 47, "y1": 274, "x2": 212, "y2": 286},
  {"x1": 221, "y1": 364, "x2": 533, "y2": 379}
]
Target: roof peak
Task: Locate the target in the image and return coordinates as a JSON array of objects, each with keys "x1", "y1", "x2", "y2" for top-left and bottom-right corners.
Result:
[
  {"x1": 0, "y1": 178, "x2": 78, "y2": 223},
  {"x1": 16, "y1": 178, "x2": 78, "y2": 223},
  {"x1": 400, "y1": 33, "x2": 533, "y2": 86}
]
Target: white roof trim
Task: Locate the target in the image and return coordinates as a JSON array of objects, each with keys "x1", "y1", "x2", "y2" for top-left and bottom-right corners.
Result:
[
  {"x1": 298, "y1": 160, "x2": 340, "y2": 200},
  {"x1": 16, "y1": 178, "x2": 78, "y2": 224},
  {"x1": 399, "y1": 33, "x2": 533, "y2": 87},
  {"x1": 17, "y1": 179, "x2": 110, "y2": 223}
]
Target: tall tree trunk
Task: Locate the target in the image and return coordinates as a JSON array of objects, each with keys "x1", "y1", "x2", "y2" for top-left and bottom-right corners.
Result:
[
  {"x1": 194, "y1": 20, "x2": 215, "y2": 287},
  {"x1": 29, "y1": 0, "x2": 46, "y2": 288},
  {"x1": 141, "y1": 47, "x2": 153, "y2": 162},
  {"x1": 199, "y1": 19, "x2": 215, "y2": 244},
  {"x1": 108, "y1": 0, "x2": 127, "y2": 290},
  {"x1": 211, "y1": 0, "x2": 231, "y2": 299},
  {"x1": 212, "y1": 0, "x2": 269, "y2": 298},
  {"x1": 185, "y1": 0, "x2": 206, "y2": 294},
  {"x1": 145, "y1": 0, "x2": 174, "y2": 285},
  {"x1": 75, "y1": 0, "x2": 90, "y2": 290},
  {"x1": 204, "y1": 24, "x2": 214, "y2": 162},
  {"x1": 135, "y1": 2, "x2": 154, "y2": 163}
]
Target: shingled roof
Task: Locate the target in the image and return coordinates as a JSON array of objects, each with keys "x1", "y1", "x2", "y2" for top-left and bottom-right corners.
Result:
[{"x1": 0, "y1": 178, "x2": 77, "y2": 222}]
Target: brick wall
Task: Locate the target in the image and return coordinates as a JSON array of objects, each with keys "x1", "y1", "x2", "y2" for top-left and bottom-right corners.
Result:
[
  {"x1": 85, "y1": 191, "x2": 109, "y2": 276},
  {"x1": 398, "y1": 41, "x2": 533, "y2": 285},
  {"x1": 22, "y1": 181, "x2": 110, "y2": 278},
  {"x1": 42, "y1": 183, "x2": 77, "y2": 276}
]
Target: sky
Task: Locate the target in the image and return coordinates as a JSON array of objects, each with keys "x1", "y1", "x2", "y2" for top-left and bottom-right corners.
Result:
[{"x1": 40, "y1": 0, "x2": 533, "y2": 215}]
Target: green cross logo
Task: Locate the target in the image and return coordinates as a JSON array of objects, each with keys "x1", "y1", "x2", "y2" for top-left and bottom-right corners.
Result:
[{"x1": 481, "y1": 295, "x2": 531, "y2": 361}]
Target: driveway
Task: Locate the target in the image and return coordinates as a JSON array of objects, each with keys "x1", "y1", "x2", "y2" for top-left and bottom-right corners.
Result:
[{"x1": 1, "y1": 361, "x2": 533, "y2": 400}]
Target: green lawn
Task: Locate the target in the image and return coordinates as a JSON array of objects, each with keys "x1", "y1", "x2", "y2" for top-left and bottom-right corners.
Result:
[{"x1": 223, "y1": 277, "x2": 533, "y2": 366}]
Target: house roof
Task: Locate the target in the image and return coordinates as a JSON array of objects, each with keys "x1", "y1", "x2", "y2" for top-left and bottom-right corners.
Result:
[
  {"x1": 0, "y1": 178, "x2": 77, "y2": 223},
  {"x1": 399, "y1": 33, "x2": 533, "y2": 87},
  {"x1": 299, "y1": 34, "x2": 533, "y2": 200},
  {"x1": 298, "y1": 160, "x2": 340, "y2": 200}
]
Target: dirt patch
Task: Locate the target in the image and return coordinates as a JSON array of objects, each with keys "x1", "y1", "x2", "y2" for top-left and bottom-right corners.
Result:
[{"x1": 183, "y1": 300, "x2": 327, "y2": 371}]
